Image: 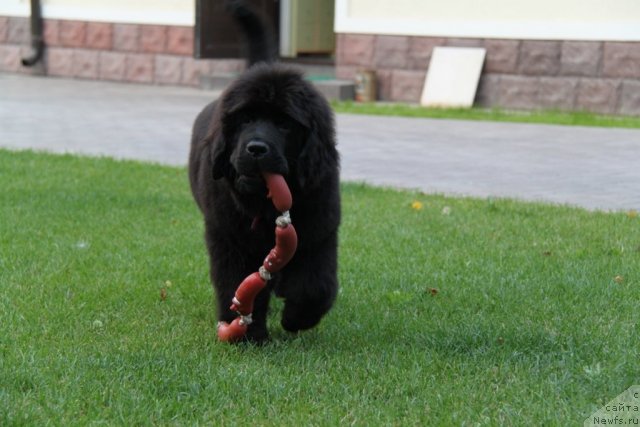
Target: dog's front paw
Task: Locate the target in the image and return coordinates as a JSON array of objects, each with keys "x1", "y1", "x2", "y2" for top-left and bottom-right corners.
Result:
[
  {"x1": 281, "y1": 305, "x2": 324, "y2": 333},
  {"x1": 245, "y1": 325, "x2": 269, "y2": 344}
]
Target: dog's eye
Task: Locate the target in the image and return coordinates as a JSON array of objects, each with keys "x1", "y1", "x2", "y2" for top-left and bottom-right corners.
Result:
[
  {"x1": 236, "y1": 112, "x2": 253, "y2": 125},
  {"x1": 275, "y1": 118, "x2": 291, "y2": 132}
]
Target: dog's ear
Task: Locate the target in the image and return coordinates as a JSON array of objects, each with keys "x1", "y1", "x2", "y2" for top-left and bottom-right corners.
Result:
[
  {"x1": 203, "y1": 102, "x2": 233, "y2": 180},
  {"x1": 210, "y1": 132, "x2": 229, "y2": 180},
  {"x1": 297, "y1": 106, "x2": 339, "y2": 189}
]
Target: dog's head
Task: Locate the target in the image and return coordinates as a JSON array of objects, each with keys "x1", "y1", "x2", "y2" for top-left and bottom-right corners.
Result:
[{"x1": 208, "y1": 63, "x2": 338, "y2": 196}]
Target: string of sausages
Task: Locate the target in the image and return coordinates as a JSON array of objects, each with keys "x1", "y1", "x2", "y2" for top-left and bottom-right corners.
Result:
[{"x1": 217, "y1": 173, "x2": 298, "y2": 342}]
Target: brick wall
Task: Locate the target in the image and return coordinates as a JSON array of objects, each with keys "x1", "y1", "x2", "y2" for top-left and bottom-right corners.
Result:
[
  {"x1": 0, "y1": 16, "x2": 244, "y2": 86},
  {"x1": 4, "y1": 15, "x2": 640, "y2": 115},
  {"x1": 336, "y1": 34, "x2": 640, "y2": 115}
]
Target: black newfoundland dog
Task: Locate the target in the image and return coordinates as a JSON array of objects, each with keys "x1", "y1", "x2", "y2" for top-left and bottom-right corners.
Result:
[{"x1": 188, "y1": 2, "x2": 340, "y2": 342}]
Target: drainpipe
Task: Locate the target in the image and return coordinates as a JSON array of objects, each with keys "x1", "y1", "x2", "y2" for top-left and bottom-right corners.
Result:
[{"x1": 21, "y1": 0, "x2": 45, "y2": 67}]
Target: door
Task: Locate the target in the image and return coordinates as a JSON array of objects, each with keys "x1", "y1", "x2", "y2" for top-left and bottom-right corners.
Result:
[{"x1": 288, "y1": 0, "x2": 335, "y2": 56}]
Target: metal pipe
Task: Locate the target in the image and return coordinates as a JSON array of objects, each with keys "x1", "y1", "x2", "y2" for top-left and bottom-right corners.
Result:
[{"x1": 21, "y1": 0, "x2": 45, "y2": 67}]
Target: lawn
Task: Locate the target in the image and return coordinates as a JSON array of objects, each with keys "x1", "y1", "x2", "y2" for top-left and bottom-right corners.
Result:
[
  {"x1": 1, "y1": 149, "x2": 638, "y2": 425},
  {"x1": 332, "y1": 101, "x2": 640, "y2": 129}
]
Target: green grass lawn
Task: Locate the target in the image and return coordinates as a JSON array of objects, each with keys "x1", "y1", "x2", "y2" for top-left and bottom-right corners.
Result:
[
  {"x1": 1, "y1": 149, "x2": 638, "y2": 425},
  {"x1": 332, "y1": 101, "x2": 640, "y2": 129}
]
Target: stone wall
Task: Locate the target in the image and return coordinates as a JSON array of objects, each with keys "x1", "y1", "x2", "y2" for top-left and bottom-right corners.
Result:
[
  {"x1": 0, "y1": 16, "x2": 243, "y2": 86},
  {"x1": 336, "y1": 34, "x2": 640, "y2": 115},
  {"x1": 3, "y1": 15, "x2": 640, "y2": 115}
]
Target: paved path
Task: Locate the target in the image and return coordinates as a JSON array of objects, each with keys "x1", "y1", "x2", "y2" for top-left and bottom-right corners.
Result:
[{"x1": 1, "y1": 73, "x2": 639, "y2": 211}]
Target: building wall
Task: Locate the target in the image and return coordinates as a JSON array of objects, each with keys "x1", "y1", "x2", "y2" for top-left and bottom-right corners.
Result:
[
  {"x1": 336, "y1": 35, "x2": 640, "y2": 115},
  {"x1": 336, "y1": 0, "x2": 640, "y2": 41},
  {"x1": 0, "y1": 14, "x2": 242, "y2": 87},
  {"x1": 3, "y1": 0, "x2": 640, "y2": 115},
  {"x1": 335, "y1": 0, "x2": 640, "y2": 115},
  {"x1": 0, "y1": 1, "x2": 243, "y2": 86},
  {"x1": 0, "y1": 0, "x2": 194, "y2": 25}
]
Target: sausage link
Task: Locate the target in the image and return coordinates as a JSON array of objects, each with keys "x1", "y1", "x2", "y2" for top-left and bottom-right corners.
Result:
[{"x1": 263, "y1": 172, "x2": 292, "y2": 212}]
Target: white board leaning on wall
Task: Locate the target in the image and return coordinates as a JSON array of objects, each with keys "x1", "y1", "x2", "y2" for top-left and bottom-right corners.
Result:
[{"x1": 420, "y1": 47, "x2": 486, "y2": 109}]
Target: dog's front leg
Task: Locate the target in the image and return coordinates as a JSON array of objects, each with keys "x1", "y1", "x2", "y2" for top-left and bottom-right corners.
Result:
[
  {"x1": 276, "y1": 233, "x2": 339, "y2": 333},
  {"x1": 206, "y1": 229, "x2": 271, "y2": 343}
]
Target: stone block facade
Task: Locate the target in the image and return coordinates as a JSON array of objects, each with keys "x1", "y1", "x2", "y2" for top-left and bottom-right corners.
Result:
[
  {"x1": 0, "y1": 16, "x2": 243, "y2": 86},
  {"x1": 2, "y1": 14, "x2": 640, "y2": 115},
  {"x1": 336, "y1": 33, "x2": 640, "y2": 115}
]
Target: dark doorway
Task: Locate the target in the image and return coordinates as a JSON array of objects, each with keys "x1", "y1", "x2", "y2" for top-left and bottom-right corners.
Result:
[{"x1": 194, "y1": 0, "x2": 279, "y2": 59}]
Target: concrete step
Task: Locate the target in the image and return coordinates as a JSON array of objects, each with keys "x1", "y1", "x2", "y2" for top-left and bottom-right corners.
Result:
[
  {"x1": 199, "y1": 73, "x2": 237, "y2": 91},
  {"x1": 312, "y1": 79, "x2": 355, "y2": 101}
]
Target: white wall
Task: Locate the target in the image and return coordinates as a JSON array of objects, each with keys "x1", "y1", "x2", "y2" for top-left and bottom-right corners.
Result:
[
  {"x1": 0, "y1": 0, "x2": 194, "y2": 26},
  {"x1": 335, "y1": 0, "x2": 640, "y2": 41}
]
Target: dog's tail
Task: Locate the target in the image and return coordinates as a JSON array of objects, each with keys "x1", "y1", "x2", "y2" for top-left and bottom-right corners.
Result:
[{"x1": 225, "y1": 0, "x2": 277, "y2": 66}]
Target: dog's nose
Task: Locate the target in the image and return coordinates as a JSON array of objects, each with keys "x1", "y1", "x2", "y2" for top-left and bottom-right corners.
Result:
[{"x1": 246, "y1": 140, "x2": 269, "y2": 158}]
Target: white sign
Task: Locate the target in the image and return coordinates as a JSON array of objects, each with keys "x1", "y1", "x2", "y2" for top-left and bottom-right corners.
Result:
[{"x1": 420, "y1": 47, "x2": 486, "y2": 109}]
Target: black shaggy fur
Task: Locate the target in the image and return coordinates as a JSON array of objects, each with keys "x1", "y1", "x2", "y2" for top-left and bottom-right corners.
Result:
[{"x1": 188, "y1": 3, "x2": 340, "y2": 342}]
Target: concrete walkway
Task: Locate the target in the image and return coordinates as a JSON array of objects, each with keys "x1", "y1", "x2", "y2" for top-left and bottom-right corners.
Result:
[{"x1": 1, "y1": 73, "x2": 639, "y2": 211}]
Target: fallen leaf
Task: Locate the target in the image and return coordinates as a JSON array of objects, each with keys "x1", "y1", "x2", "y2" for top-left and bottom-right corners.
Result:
[
  {"x1": 160, "y1": 287, "x2": 167, "y2": 301},
  {"x1": 385, "y1": 290, "x2": 412, "y2": 304},
  {"x1": 614, "y1": 275, "x2": 624, "y2": 284},
  {"x1": 427, "y1": 287, "x2": 439, "y2": 296}
]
